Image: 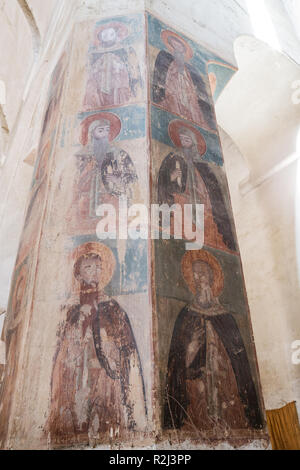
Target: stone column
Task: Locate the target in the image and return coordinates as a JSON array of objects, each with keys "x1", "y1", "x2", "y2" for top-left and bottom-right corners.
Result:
[{"x1": 0, "y1": 9, "x2": 268, "y2": 450}]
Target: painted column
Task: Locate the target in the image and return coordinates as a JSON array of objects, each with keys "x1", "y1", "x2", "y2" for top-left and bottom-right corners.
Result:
[{"x1": 0, "y1": 11, "x2": 268, "y2": 449}]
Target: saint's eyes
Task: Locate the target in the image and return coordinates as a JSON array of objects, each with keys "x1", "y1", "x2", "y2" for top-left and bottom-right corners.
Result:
[{"x1": 83, "y1": 264, "x2": 102, "y2": 270}]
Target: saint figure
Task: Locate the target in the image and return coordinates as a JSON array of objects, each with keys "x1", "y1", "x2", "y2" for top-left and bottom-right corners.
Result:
[
  {"x1": 158, "y1": 120, "x2": 236, "y2": 252},
  {"x1": 164, "y1": 250, "x2": 264, "y2": 432},
  {"x1": 153, "y1": 31, "x2": 215, "y2": 130},
  {"x1": 71, "y1": 113, "x2": 138, "y2": 233},
  {"x1": 46, "y1": 242, "x2": 147, "y2": 445},
  {"x1": 84, "y1": 23, "x2": 143, "y2": 109}
]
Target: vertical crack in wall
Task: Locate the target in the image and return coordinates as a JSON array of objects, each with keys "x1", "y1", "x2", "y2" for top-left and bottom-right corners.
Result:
[{"x1": 17, "y1": 0, "x2": 41, "y2": 59}]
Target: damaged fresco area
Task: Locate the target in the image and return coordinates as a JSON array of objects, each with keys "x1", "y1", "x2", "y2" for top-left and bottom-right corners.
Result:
[
  {"x1": 84, "y1": 14, "x2": 145, "y2": 110},
  {"x1": 0, "y1": 48, "x2": 70, "y2": 449},
  {"x1": 148, "y1": 12, "x2": 266, "y2": 444}
]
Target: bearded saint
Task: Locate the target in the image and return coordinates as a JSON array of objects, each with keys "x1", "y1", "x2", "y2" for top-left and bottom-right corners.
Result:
[
  {"x1": 45, "y1": 244, "x2": 147, "y2": 446},
  {"x1": 158, "y1": 125, "x2": 236, "y2": 253},
  {"x1": 70, "y1": 118, "x2": 138, "y2": 234}
]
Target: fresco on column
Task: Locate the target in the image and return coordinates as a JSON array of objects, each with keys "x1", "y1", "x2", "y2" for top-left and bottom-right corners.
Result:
[
  {"x1": 0, "y1": 49, "x2": 70, "y2": 448},
  {"x1": 148, "y1": 12, "x2": 265, "y2": 442},
  {"x1": 65, "y1": 105, "x2": 148, "y2": 295},
  {"x1": 151, "y1": 27, "x2": 215, "y2": 131},
  {"x1": 84, "y1": 15, "x2": 144, "y2": 110},
  {"x1": 16, "y1": 49, "x2": 69, "y2": 267},
  {"x1": 0, "y1": 12, "x2": 266, "y2": 449},
  {"x1": 32, "y1": 15, "x2": 151, "y2": 447},
  {"x1": 68, "y1": 109, "x2": 142, "y2": 235},
  {"x1": 45, "y1": 242, "x2": 147, "y2": 446}
]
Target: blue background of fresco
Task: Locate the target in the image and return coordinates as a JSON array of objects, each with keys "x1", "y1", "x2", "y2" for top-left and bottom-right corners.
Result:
[
  {"x1": 61, "y1": 106, "x2": 147, "y2": 148},
  {"x1": 74, "y1": 105, "x2": 147, "y2": 144},
  {"x1": 151, "y1": 106, "x2": 223, "y2": 166}
]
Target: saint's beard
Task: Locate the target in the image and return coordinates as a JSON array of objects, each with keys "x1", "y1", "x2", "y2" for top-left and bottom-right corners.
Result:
[
  {"x1": 103, "y1": 39, "x2": 117, "y2": 49},
  {"x1": 173, "y1": 51, "x2": 185, "y2": 72},
  {"x1": 196, "y1": 284, "x2": 213, "y2": 309},
  {"x1": 93, "y1": 137, "x2": 110, "y2": 164},
  {"x1": 183, "y1": 145, "x2": 198, "y2": 162}
]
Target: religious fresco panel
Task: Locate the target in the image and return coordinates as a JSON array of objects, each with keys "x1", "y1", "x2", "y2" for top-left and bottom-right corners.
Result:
[
  {"x1": 45, "y1": 242, "x2": 148, "y2": 446},
  {"x1": 148, "y1": 12, "x2": 265, "y2": 440},
  {"x1": 84, "y1": 14, "x2": 146, "y2": 111},
  {"x1": 0, "y1": 12, "x2": 266, "y2": 449}
]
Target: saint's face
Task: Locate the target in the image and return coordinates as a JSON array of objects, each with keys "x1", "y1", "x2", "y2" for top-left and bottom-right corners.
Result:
[
  {"x1": 192, "y1": 261, "x2": 212, "y2": 292},
  {"x1": 101, "y1": 28, "x2": 117, "y2": 46},
  {"x1": 192, "y1": 261, "x2": 214, "y2": 308},
  {"x1": 79, "y1": 256, "x2": 102, "y2": 287},
  {"x1": 179, "y1": 133, "x2": 194, "y2": 149},
  {"x1": 93, "y1": 125, "x2": 110, "y2": 141},
  {"x1": 169, "y1": 37, "x2": 186, "y2": 55}
]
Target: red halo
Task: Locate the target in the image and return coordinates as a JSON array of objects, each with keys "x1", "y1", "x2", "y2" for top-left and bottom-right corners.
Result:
[
  {"x1": 161, "y1": 30, "x2": 193, "y2": 62},
  {"x1": 80, "y1": 112, "x2": 121, "y2": 146},
  {"x1": 168, "y1": 120, "x2": 207, "y2": 156}
]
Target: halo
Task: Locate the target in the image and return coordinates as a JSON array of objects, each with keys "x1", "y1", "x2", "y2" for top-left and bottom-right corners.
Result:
[
  {"x1": 72, "y1": 242, "x2": 116, "y2": 290},
  {"x1": 169, "y1": 120, "x2": 207, "y2": 156},
  {"x1": 161, "y1": 30, "x2": 193, "y2": 61},
  {"x1": 181, "y1": 250, "x2": 224, "y2": 297},
  {"x1": 80, "y1": 112, "x2": 121, "y2": 146},
  {"x1": 94, "y1": 21, "x2": 129, "y2": 47}
]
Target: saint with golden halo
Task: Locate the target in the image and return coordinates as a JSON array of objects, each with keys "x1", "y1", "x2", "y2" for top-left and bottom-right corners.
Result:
[
  {"x1": 46, "y1": 242, "x2": 147, "y2": 446},
  {"x1": 164, "y1": 249, "x2": 264, "y2": 434}
]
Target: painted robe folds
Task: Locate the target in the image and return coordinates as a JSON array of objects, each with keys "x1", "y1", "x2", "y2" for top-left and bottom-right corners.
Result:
[
  {"x1": 46, "y1": 297, "x2": 147, "y2": 444},
  {"x1": 164, "y1": 304, "x2": 264, "y2": 432}
]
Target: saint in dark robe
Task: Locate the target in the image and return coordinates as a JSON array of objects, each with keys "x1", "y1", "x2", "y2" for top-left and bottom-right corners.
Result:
[
  {"x1": 46, "y1": 243, "x2": 147, "y2": 446},
  {"x1": 153, "y1": 31, "x2": 215, "y2": 130},
  {"x1": 84, "y1": 23, "x2": 143, "y2": 110},
  {"x1": 157, "y1": 122, "x2": 236, "y2": 252},
  {"x1": 164, "y1": 250, "x2": 264, "y2": 432}
]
